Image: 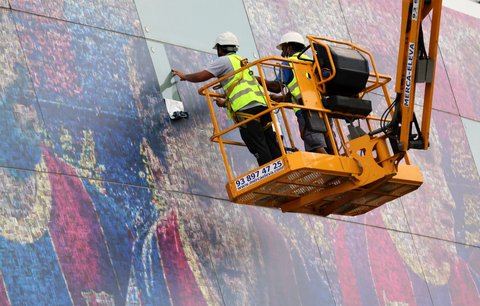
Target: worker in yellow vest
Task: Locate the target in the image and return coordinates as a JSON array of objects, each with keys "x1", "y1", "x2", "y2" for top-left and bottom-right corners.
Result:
[
  {"x1": 172, "y1": 32, "x2": 281, "y2": 166},
  {"x1": 262, "y1": 31, "x2": 329, "y2": 154}
]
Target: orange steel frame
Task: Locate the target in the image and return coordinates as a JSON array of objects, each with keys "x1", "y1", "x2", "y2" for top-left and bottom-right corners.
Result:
[{"x1": 396, "y1": 0, "x2": 443, "y2": 151}]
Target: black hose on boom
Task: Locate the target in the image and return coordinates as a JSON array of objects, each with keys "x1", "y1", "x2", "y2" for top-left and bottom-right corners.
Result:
[{"x1": 369, "y1": 92, "x2": 401, "y2": 137}]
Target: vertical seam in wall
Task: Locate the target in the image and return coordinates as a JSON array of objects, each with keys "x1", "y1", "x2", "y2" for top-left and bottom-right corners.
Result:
[
  {"x1": 433, "y1": 15, "x2": 462, "y2": 117},
  {"x1": 337, "y1": 0, "x2": 354, "y2": 43},
  {"x1": 309, "y1": 215, "x2": 339, "y2": 306},
  {"x1": 241, "y1": 0, "x2": 261, "y2": 59},
  {"x1": 189, "y1": 195, "x2": 227, "y2": 306},
  {"x1": 400, "y1": 198, "x2": 436, "y2": 305},
  {"x1": 131, "y1": 0, "x2": 147, "y2": 39}
]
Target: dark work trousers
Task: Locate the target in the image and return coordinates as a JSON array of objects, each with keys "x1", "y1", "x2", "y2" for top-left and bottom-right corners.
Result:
[{"x1": 238, "y1": 105, "x2": 282, "y2": 166}]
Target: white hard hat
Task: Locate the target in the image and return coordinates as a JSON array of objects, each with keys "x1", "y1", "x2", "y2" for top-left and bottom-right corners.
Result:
[
  {"x1": 276, "y1": 31, "x2": 305, "y2": 50},
  {"x1": 213, "y1": 31, "x2": 239, "y2": 49}
]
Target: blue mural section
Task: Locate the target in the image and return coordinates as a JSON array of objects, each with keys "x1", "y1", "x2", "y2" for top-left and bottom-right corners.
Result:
[
  {"x1": 0, "y1": 1, "x2": 479, "y2": 306},
  {"x1": 1, "y1": 4, "x2": 173, "y2": 305},
  {"x1": 12, "y1": 10, "x2": 170, "y2": 187},
  {"x1": 0, "y1": 11, "x2": 42, "y2": 173}
]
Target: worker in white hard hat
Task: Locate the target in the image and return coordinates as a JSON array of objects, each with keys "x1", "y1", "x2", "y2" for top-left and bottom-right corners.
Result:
[
  {"x1": 172, "y1": 32, "x2": 281, "y2": 166},
  {"x1": 261, "y1": 31, "x2": 330, "y2": 154}
]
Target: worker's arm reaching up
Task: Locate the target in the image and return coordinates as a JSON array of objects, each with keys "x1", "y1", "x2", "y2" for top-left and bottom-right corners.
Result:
[{"x1": 171, "y1": 69, "x2": 214, "y2": 83}]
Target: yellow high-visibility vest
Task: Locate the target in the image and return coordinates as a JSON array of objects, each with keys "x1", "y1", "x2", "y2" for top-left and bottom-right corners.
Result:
[
  {"x1": 223, "y1": 54, "x2": 266, "y2": 119},
  {"x1": 286, "y1": 52, "x2": 311, "y2": 112}
]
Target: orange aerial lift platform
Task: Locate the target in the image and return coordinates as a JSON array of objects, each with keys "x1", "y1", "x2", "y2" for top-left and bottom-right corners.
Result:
[{"x1": 198, "y1": 0, "x2": 442, "y2": 216}]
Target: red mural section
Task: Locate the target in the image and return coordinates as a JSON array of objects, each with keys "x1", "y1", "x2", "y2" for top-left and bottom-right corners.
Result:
[
  {"x1": 248, "y1": 210, "x2": 303, "y2": 306},
  {"x1": 15, "y1": 3, "x2": 82, "y2": 98},
  {"x1": 365, "y1": 217, "x2": 422, "y2": 306},
  {"x1": 43, "y1": 146, "x2": 118, "y2": 305},
  {"x1": 157, "y1": 211, "x2": 208, "y2": 306},
  {"x1": 0, "y1": 273, "x2": 11, "y2": 306},
  {"x1": 329, "y1": 209, "x2": 480, "y2": 306}
]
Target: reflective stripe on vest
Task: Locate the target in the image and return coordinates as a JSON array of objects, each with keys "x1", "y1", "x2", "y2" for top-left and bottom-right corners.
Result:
[
  {"x1": 222, "y1": 54, "x2": 266, "y2": 118},
  {"x1": 287, "y1": 52, "x2": 311, "y2": 112}
]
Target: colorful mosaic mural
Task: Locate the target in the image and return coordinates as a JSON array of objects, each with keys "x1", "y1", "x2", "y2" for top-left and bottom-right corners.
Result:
[
  {"x1": 0, "y1": 1, "x2": 479, "y2": 305},
  {"x1": 10, "y1": 0, "x2": 143, "y2": 36}
]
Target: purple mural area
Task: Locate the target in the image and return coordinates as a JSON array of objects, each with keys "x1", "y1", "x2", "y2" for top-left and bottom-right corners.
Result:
[{"x1": 0, "y1": 1, "x2": 479, "y2": 306}]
